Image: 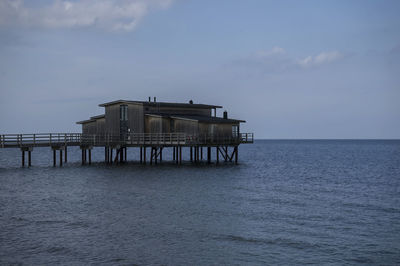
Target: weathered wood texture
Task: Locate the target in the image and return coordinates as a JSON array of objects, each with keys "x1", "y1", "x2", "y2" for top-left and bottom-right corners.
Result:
[
  {"x1": 174, "y1": 118, "x2": 198, "y2": 135},
  {"x1": 82, "y1": 121, "x2": 97, "y2": 135},
  {"x1": 96, "y1": 118, "x2": 105, "y2": 135},
  {"x1": 0, "y1": 133, "x2": 254, "y2": 148},
  {"x1": 127, "y1": 103, "x2": 144, "y2": 133},
  {"x1": 146, "y1": 106, "x2": 211, "y2": 116},
  {"x1": 105, "y1": 104, "x2": 120, "y2": 135}
]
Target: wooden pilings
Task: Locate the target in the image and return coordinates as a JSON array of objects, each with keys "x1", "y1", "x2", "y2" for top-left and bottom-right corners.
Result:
[
  {"x1": 207, "y1": 146, "x2": 211, "y2": 164},
  {"x1": 51, "y1": 146, "x2": 65, "y2": 167},
  {"x1": 16, "y1": 144, "x2": 240, "y2": 168},
  {"x1": 21, "y1": 147, "x2": 33, "y2": 167},
  {"x1": 80, "y1": 146, "x2": 92, "y2": 165},
  {"x1": 215, "y1": 145, "x2": 238, "y2": 165}
]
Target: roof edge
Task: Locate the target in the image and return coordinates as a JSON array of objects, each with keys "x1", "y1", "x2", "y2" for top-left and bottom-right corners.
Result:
[
  {"x1": 99, "y1": 99, "x2": 222, "y2": 108},
  {"x1": 90, "y1": 114, "x2": 105, "y2": 120},
  {"x1": 76, "y1": 119, "x2": 96, "y2": 124}
]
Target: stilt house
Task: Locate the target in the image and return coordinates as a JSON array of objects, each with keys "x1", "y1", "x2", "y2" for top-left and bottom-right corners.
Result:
[{"x1": 76, "y1": 98, "x2": 245, "y2": 141}]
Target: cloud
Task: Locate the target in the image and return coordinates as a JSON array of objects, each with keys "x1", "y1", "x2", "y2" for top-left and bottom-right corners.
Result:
[
  {"x1": 229, "y1": 47, "x2": 346, "y2": 75},
  {"x1": 0, "y1": 0, "x2": 174, "y2": 32},
  {"x1": 297, "y1": 51, "x2": 344, "y2": 68}
]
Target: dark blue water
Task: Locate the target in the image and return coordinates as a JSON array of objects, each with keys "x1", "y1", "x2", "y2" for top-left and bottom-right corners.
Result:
[{"x1": 1, "y1": 140, "x2": 400, "y2": 265}]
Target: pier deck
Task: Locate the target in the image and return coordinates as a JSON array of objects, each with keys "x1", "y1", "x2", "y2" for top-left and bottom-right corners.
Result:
[
  {"x1": 0, "y1": 133, "x2": 253, "y2": 167},
  {"x1": 0, "y1": 133, "x2": 253, "y2": 148}
]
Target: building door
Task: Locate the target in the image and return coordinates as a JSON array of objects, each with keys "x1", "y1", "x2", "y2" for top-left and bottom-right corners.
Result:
[{"x1": 120, "y1": 105, "x2": 128, "y2": 140}]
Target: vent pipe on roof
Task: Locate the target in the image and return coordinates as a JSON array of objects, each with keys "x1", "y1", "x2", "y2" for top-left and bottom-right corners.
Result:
[
  {"x1": 154, "y1": 97, "x2": 156, "y2": 102},
  {"x1": 189, "y1": 100, "x2": 193, "y2": 104},
  {"x1": 148, "y1": 97, "x2": 151, "y2": 102},
  {"x1": 223, "y1": 111, "x2": 228, "y2": 119}
]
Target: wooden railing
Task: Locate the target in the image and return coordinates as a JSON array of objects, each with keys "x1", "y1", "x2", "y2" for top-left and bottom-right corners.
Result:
[
  {"x1": 0, "y1": 133, "x2": 82, "y2": 148},
  {"x1": 0, "y1": 132, "x2": 254, "y2": 148}
]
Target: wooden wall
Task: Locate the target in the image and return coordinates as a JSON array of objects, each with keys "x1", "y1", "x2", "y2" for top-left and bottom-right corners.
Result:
[
  {"x1": 96, "y1": 118, "x2": 105, "y2": 135},
  {"x1": 82, "y1": 121, "x2": 97, "y2": 135},
  {"x1": 174, "y1": 118, "x2": 198, "y2": 135},
  {"x1": 144, "y1": 116, "x2": 171, "y2": 133},
  {"x1": 199, "y1": 122, "x2": 239, "y2": 137},
  {"x1": 104, "y1": 103, "x2": 145, "y2": 135},
  {"x1": 146, "y1": 106, "x2": 211, "y2": 116},
  {"x1": 105, "y1": 104, "x2": 120, "y2": 135},
  {"x1": 127, "y1": 103, "x2": 144, "y2": 133},
  {"x1": 101, "y1": 103, "x2": 239, "y2": 137}
]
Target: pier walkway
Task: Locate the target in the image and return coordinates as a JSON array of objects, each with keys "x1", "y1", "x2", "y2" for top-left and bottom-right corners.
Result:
[{"x1": 0, "y1": 133, "x2": 253, "y2": 167}]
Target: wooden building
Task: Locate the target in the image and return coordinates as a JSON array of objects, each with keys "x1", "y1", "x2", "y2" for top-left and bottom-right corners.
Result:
[
  {"x1": 1, "y1": 98, "x2": 252, "y2": 167},
  {"x1": 77, "y1": 98, "x2": 245, "y2": 140}
]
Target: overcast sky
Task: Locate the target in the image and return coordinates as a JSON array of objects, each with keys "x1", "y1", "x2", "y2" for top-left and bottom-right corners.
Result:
[{"x1": 0, "y1": 0, "x2": 399, "y2": 138}]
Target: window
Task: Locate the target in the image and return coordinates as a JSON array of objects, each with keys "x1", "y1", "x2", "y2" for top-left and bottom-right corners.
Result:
[
  {"x1": 120, "y1": 105, "x2": 128, "y2": 121},
  {"x1": 232, "y1": 125, "x2": 239, "y2": 137}
]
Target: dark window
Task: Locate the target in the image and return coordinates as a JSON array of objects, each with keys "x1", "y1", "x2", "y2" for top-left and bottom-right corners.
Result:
[
  {"x1": 232, "y1": 125, "x2": 239, "y2": 137},
  {"x1": 120, "y1": 105, "x2": 128, "y2": 121}
]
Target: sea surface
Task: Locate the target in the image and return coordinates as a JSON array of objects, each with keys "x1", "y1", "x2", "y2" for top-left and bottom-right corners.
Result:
[{"x1": 0, "y1": 140, "x2": 399, "y2": 265}]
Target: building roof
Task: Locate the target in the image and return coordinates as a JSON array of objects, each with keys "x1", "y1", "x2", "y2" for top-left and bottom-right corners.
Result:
[
  {"x1": 90, "y1": 114, "x2": 105, "y2": 120},
  {"x1": 76, "y1": 119, "x2": 96, "y2": 124},
  {"x1": 99, "y1": 99, "x2": 222, "y2": 109},
  {"x1": 76, "y1": 114, "x2": 105, "y2": 124},
  {"x1": 172, "y1": 115, "x2": 245, "y2": 123},
  {"x1": 145, "y1": 113, "x2": 245, "y2": 123}
]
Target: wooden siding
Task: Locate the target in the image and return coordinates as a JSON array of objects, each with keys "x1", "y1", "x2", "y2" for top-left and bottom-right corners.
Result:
[
  {"x1": 145, "y1": 116, "x2": 161, "y2": 133},
  {"x1": 105, "y1": 103, "x2": 144, "y2": 135},
  {"x1": 96, "y1": 118, "x2": 105, "y2": 135},
  {"x1": 105, "y1": 104, "x2": 120, "y2": 135},
  {"x1": 145, "y1": 106, "x2": 211, "y2": 116},
  {"x1": 145, "y1": 116, "x2": 171, "y2": 133},
  {"x1": 199, "y1": 122, "x2": 239, "y2": 137},
  {"x1": 174, "y1": 118, "x2": 198, "y2": 135},
  {"x1": 127, "y1": 103, "x2": 144, "y2": 133},
  {"x1": 82, "y1": 121, "x2": 97, "y2": 135}
]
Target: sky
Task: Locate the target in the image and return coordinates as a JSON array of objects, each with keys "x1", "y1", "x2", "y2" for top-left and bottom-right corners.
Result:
[{"x1": 0, "y1": 0, "x2": 399, "y2": 138}]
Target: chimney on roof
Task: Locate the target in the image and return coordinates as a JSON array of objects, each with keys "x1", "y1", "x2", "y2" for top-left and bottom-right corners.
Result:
[
  {"x1": 189, "y1": 100, "x2": 193, "y2": 104},
  {"x1": 223, "y1": 110, "x2": 228, "y2": 119},
  {"x1": 154, "y1": 97, "x2": 156, "y2": 102},
  {"x1": 148, "y1": 97, "x2": 151, "y2": 102}
]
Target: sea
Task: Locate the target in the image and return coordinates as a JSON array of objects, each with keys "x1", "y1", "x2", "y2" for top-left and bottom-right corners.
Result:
[{"x1": 0, "y1": 140, "x2": 399, "y2": 265}]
